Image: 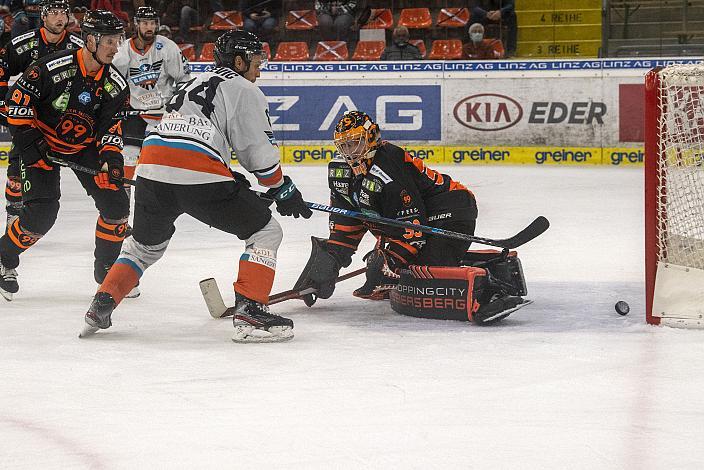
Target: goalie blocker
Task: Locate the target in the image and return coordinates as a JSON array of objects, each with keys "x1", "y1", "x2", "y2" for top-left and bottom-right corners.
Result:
[{"x1": 390, "y1": 250, "x2": 530, "y2": 325}]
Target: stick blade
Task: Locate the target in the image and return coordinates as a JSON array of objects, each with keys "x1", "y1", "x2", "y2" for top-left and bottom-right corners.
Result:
[
  {"x1": 199, "y1": 278, "x2": 229, "y2": 318},
  {"x1": 501, "y1": 216, "x2": 550, "y2": 248}
]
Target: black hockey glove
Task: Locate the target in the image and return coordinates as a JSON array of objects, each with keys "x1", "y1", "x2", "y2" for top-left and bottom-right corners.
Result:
[
  {"x1": 266, "y1": 176, "x2": 313, "y2": 219},
  {"x1": 18, "y1": 127, "x2": 52, "y2": 168}
]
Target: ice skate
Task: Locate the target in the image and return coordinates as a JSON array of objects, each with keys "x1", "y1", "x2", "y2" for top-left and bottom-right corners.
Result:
[
  {"x1": 124, "y1": 285, "x2": 140, "y2": 298},
  {"x1": 353, "y1": 249, "x2": 399, "y2": 300},
  {"x1": 0, "y1": 262, "x2": 19, "y2": 301},
  {"x1": 79, "y1": 292, "x2": 117, "y2": 338},
  {"x1": 231, "y1": 292, "x2": 294, "y2": 343}
]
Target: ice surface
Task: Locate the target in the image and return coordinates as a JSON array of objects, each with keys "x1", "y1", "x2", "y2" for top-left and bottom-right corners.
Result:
[{"x1": 2, "y1": 166, "x2": 704, "y2": 469}]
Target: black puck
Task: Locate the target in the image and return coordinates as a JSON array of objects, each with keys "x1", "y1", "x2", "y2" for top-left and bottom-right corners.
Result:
[{"x1": 615, "y1": 301, "x2": 630, "y2": 316}]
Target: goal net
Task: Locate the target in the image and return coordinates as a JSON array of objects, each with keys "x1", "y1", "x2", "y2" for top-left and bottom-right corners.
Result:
[{"x1": 645, "y1": 63, "x2": 704, "y2": 328}]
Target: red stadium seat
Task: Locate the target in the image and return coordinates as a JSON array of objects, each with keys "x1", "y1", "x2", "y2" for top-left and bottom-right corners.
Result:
[
  {"x1": 314, "y1": 41, "x2": 349, "y2": 61},
  {"x1": 398, "y1": 8, "x2": 432, "y2": 29},
  {"x1": 428, "y1": 39, "x2": 463, "y2": 60},
  {"x1": 361, "y1": 9, "x2": 393, "y2": 29},
  {"x1": 352, "y1": 41, "x2": 386, "y2": 60},
  {"x1": 178, "y1": 43, "x2": 196, "y2": 62},
  {"x1": 436, "y1": 8, "x2": 470, "y2": 28},
  {"x1": 198, "y1": 42, "x2": 216, "y2": 62},
  {"x1": 262, "y1": 42, "x2": 271, "y2": 60},
  {"x1": 409, "y1": 39, "x2": 426, "y2": 58},
  {"x1": 274, "y1": 42, "x2": 310, "y2": 61},
  {"x1": 209, "y1": 10, "x2": 244, "y2": 30},
  {"x1": 286, "y1": 10, "x2": 318, "y2": 30}
]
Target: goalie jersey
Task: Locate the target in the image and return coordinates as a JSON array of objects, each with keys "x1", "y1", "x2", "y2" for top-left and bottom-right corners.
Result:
[
  {"x1": 112, "y1": 35, "x2": 191, "y2": 111},
  {"x1": 138, "y1": 67, "x2": 283, "y2": 186}
]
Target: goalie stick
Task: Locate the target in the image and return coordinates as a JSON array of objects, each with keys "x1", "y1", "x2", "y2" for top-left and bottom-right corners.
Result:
[
  {"x1": 46, "y1": 155, "x2": 137, "y2": 186},
  {"x1": 257, "y1": 194, "x2": 549, "y2": 249},
  {"x1": 199, "y1": 267, "x2": 367, "y2": 318}
]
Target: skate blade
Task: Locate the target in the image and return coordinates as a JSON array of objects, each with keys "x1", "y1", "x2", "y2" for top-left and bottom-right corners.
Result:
[
  {"x1": 0, "y1": 289, "x2": 13, "y2": 301},
  {"x1": 124, "y1": 286, "x2": 140, "y2": 299},
  {"x1": 78, "y1": 323, "x2": 100, "y2": 338},
  {"x1": 481, "y1": 299, "x2": 534, "y2": 323},
  {"x1": 231, "y1": 325, "x2": 294, "y2": 343}
]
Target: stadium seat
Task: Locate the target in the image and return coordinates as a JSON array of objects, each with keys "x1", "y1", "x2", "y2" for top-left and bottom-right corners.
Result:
[
  {"x1": 314, "y1": 41, "x2": 349, "y2": 61},
  {"x1": 428, "y1": 39, "x2": 463, "y2": 59},
  {"x1": 2, "y1": 12, "x2": 13, "y2": 33},
  {"x1": 262, "y1": 42, "x2": 271, "y2": 60},
  {"x1": 178, "y1": 43, "x2": 196, "y2": 62},
  {"x1": 361, "y1": 8, "x2": 393, "y2": 29},
  {"x1": 436, "y1": 7, "x2": 470, "y2": 28},
  {"x1": 209, "y1": 10, "x2": 244, "y2": 30},
  {"x1": 286, "y1": 10, "x2": 318, "y2": 30},
  {"x1": 410, "y1": 39, "x2": 426, "y2": 58},
  {"x1": 398, "y1": 8, "x2": 432, "y2": 29},
  {"x1": 274, "y1": 42, "x2": 310, "y2": 61},
  {"x1": 352, "y1": 41, "x2": 386, "y2": 60},
  {"x1": 198, "y1": 42, "x2": 216, "y2": 62}
]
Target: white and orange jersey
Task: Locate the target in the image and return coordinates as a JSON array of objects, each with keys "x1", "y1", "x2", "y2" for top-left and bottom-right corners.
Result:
[
  {"x1": 112, "y1": 35, "x2": 191, "y2": 111},
  {"x1": 137, "y1": 67, "x2": 283, "y2": 186}
]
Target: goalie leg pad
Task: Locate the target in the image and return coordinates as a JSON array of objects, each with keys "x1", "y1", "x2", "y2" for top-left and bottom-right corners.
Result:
[{"x1": 462, "y1": 249, "x2": 527, "y2": 296}]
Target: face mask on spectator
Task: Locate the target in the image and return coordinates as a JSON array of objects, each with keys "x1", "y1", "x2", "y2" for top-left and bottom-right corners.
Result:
[{"x1": 470, "y1": 32, "x2": 484, "y2": 43}]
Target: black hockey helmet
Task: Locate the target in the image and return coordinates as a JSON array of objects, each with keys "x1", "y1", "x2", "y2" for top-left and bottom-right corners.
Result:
[
  {"x1": 214, "y1": 30, "x2": 266, "y2": 73},
  {"x1": 40, "y1": 0, "x2": 69, "y2": 16},
  {"x1": 81, "y1": 9, "x2": 125, "y2": 38},
  {"x1": 135, "y1": 6, "x2": 159, "y2": 22}
]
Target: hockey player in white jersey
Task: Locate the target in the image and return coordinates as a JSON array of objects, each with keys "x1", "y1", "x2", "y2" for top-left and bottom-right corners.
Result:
[
  {"x1": 112, "y1": 6, "x2": 191, "y2": 182},
  {"x1": 80, "y1": 30, "x2": 312, "y2": 343}
]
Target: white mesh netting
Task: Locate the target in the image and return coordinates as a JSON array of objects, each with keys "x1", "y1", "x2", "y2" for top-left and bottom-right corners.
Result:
[{"x1": 657, "y1": 63, "x2": 704, "y2": 269}]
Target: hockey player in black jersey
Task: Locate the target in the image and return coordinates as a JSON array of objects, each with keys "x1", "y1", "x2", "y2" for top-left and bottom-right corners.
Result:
[
  {"x1": 0, "y1": 10, "x2": 130, "y2": 301},
  {"x1": 295, "y1": 111, "x2": 530, "y2": 324},
  {"x1": 0, "y1": 0, "x2": 84, "y2": 228}
]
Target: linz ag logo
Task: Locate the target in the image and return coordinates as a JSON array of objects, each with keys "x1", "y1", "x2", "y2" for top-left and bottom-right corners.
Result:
[{"x1": 453, "y1": 93, "x2": 522, "y2": 131}]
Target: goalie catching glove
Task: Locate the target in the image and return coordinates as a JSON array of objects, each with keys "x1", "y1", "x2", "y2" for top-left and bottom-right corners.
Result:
[{"x1": 293, "y1": 237, "x2": 353, "y2": 306}]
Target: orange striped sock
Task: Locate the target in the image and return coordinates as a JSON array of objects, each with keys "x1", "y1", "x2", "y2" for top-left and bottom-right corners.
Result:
[
  {"x1": 99, "y1": 260, "x2": 141, "y2": 305},
  {"x1": 234, "y1": 259, "x2": 275, "y2": 304}
]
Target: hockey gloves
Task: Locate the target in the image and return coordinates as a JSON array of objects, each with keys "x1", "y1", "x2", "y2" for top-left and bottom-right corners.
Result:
[
  {"x1": 18, "y1": 128, "x2": 53, "y2": 170},
  {"x1": 94, "y1": 158, "x2": 124, "y2": 191},
  {"x1": 266, "y1": 176, "x2": 312, "y2": 219},
  {"x1": 293, "y1": 237, "x2": 353, "y2": 306}
]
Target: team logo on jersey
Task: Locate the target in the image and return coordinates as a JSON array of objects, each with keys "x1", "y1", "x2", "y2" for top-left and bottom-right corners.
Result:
[
  {"x1": 15, "y1": 39, "x2": 38, "y2": 55},
  {"x1": 400, "y1": 190, "x2": 412, "y2": 207},
  {"x1": 128, "y1": 60, "x2": 163, "y2": 90},
  {"x1": 78, "y1": 92, "x2": 92, "y2": 105},
  {"x1": 31, "y1": 50, "x2": 39, "y2": 60},
  {"x1": 51, "y1": 67, "x2": 77, "y2": 84},
  {"x1": 52, "y1": 92, "x2": 70, "y2": 112},
  {"x1": 155, "y1": 41, "x2": 163, "y2": 50},
  {"x1": 27, "y1": 66, "x2": 40, "y2": 81}
]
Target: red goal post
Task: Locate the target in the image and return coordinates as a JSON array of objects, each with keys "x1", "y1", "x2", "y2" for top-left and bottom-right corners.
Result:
[{"x1": 644, "y1": 64, "x2": 704, "y2": 328}]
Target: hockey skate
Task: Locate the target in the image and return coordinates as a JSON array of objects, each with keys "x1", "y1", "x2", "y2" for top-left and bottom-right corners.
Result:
[
  {"x1": 231, "y1": 292, "x2": 294, "y2": 343},
  {"x1": 0, "y1": 262, "x2": 19, "y2": 301},
  {"x1": 353, "y1": 249, "x2": 400, "y2": 300},
  {"x1": 79, "y1": 292, "x2": 117, "y2": 338}
]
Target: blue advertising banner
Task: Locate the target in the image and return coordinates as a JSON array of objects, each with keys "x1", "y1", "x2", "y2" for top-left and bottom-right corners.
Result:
[{"x1": 260, "y1": 85, "x2": 441, "y2": 141}]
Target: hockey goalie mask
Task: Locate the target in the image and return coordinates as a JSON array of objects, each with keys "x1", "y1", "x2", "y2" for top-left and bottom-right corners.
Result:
[{"x1": 334, "y1": 111, "x2": 381, "y2": 176}]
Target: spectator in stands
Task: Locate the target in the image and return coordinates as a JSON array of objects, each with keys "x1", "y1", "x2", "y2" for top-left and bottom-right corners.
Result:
[
  {"x1": 158, "y1": 23, "x2": 172, "y2": 39},
  {"x1": 90, "y1": 0, "x2": 129, "y2": 23},
  {"x1": 469, "y1": 0, "x2": 516, "y2": 57},
  {"x1": 316, "y1": 0, "x2": 356, "y2": 42},
  {"x1": 380, "y1": 26, "x2": 422, "y2": 61},
  {"x1": 463, "y1": 23, "x2": 504, "y2": 59},
  {"x1": 241, "y1": 0, "x2": 277, "y2": 41},
  {"x1": 11, "y1": 0, "x2": 41, "y2": 37}
]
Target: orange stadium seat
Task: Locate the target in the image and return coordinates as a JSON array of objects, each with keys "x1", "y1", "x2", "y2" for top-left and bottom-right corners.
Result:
[
  {"x1": 286, "y1": 10, "x2": 318, "y2": 30},
  {"x1": 436, "y1": 8, "x2": 470, "y2": 28},
  {"x1": 209, "y1": 10, "x2": 244, "y2": 30},
  {"x1": 398, "y1": 8, "x2": 432, "y2": 29},
  {"x1": 262, "y1": 42, "x2": 271, "y2": 60},
  {"x1": 314, "y1": 41, "x2": 349, "y2": 61},
  {"x1": 198, "y1": 42, "x2": 216, "y2": 62},
  {"x1": 274, "y1": 42, "x2": 310, "y2": 61},
  {"x1": 410, "y1": 39, "x2": 426, "y2": 58},
  {"x1": 178, "y1": 43, "x2": 196, "y2": 62},
  {"x1": 352, "y1": 41, "x2": 386, "y2": 60},
  {"x1": 361, "y1": 9, "x2": 393, "y2": 29},
  {"x1": 428, "y1": 39, "x2": 463, "y2": 59}
]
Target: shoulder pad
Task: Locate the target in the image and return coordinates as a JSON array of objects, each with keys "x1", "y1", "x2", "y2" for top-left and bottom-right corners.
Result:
[
  {"x1": 369, "y1": 164, "x2": 392, "y2": 184},
  {"x1": 45, "y1": 53, "x2": 74, "y2": 71},
  {"x1": 11, "y1": 30, "x2": 38, "y2": 46}
]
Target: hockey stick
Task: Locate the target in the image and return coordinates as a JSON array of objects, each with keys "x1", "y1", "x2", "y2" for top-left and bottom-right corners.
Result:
[
  {"x1": 259, "y1": 194, "x2": 549, "y2": 249},
  {"x1": 199, "y1": 267, "x2": 367, "y2": 318},
  {"x1": 46, "y1": 155, "x2": 137, "y2": 186}
]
